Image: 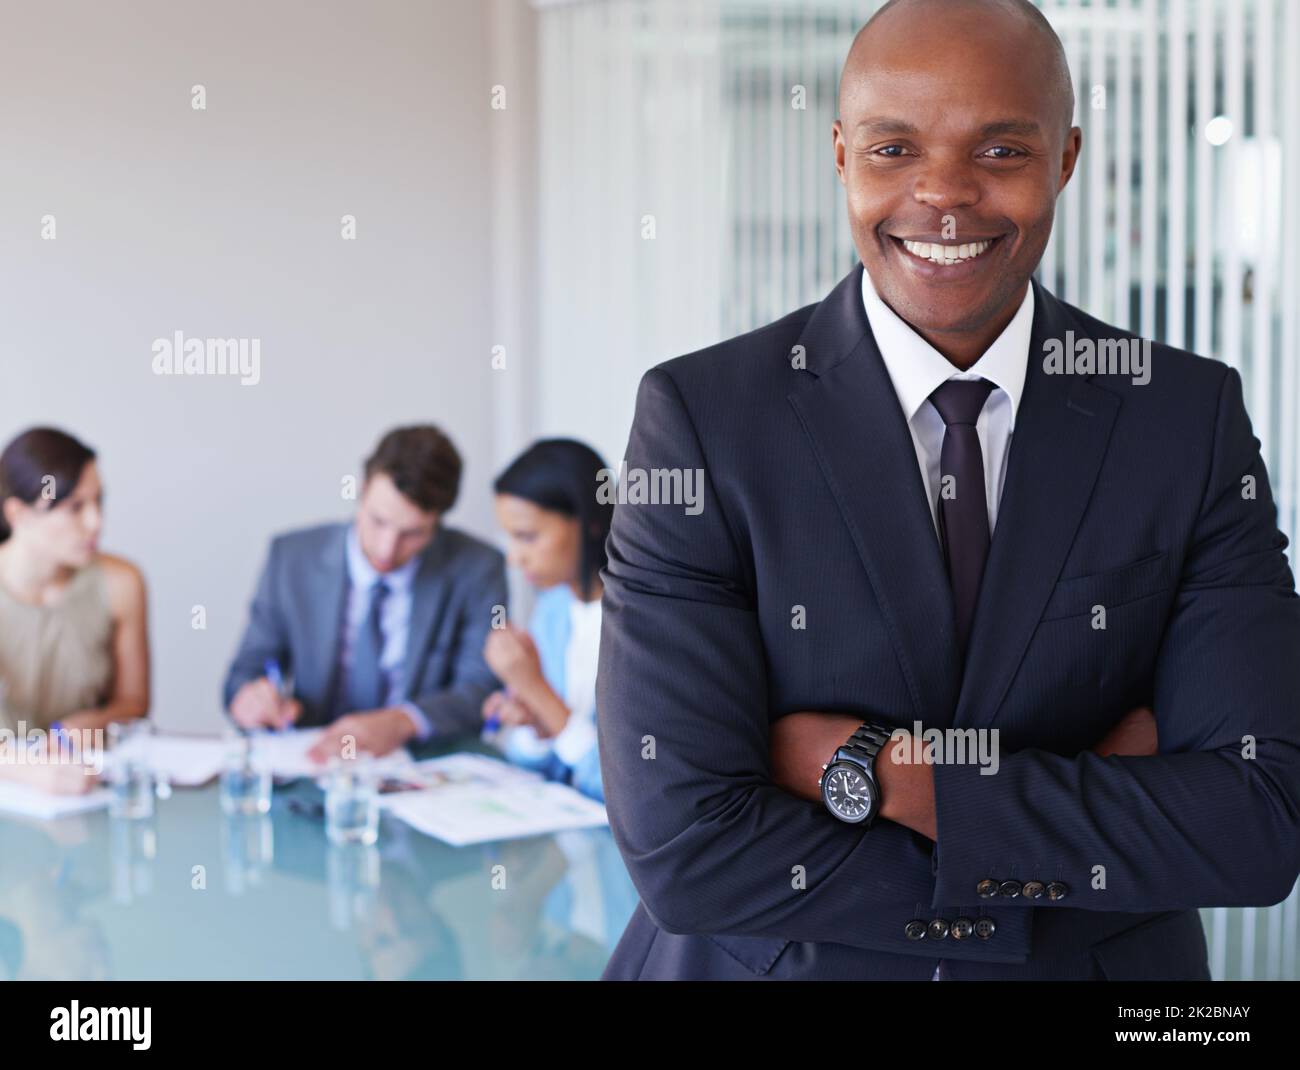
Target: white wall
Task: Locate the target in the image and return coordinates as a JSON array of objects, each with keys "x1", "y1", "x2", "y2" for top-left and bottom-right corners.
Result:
[
  {"x1": 0, "y1": 0, "x2": 498, "y2": 733},
  {"x1": 534, "y1": 0, "x2": 727, "y2": 474}
]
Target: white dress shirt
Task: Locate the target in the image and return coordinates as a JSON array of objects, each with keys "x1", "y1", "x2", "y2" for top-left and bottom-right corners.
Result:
[
  {"x1": 503, "y1": 593, "x2": 602, "y2": 769},
  {"x1": 860, "y1": 268, "x2": 1034, "y2": 982},
  {"x1": 860, "y1": 268, "x2": 1034, "y2": 536},
  {"x1": 553, "y1": 595, "x2": 602, "y2": 766},
  {"x1": 340, "y1": 524, "x2": 432, "y2": 740}
]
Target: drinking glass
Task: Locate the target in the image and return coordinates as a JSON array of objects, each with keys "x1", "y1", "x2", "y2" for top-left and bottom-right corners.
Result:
[
  {"x1": 324, "y1": 754, "x2": 380, "y2": 846},
  {"x1": 219, "y1": 733, "x2": 273, "y2": 816},
  {"x1": 107, "y1": 719, "x2": 156, "y2": 820}
]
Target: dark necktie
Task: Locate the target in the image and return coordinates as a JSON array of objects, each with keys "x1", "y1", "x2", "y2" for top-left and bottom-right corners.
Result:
[
  {"x1": 345, "y1": 578, "x2": 390, "y2": 713},
  {"x1": 930, "y1": 378, "x2": 996, "y2": 656}
]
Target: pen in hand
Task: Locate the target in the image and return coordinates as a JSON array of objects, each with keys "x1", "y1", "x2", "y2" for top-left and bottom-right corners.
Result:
[{"x1": 264, "y1": 658, "x2": 294, "y2": 732}]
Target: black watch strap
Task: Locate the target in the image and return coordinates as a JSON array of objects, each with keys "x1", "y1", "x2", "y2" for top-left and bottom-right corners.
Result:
[{"x1": 841, "y1": 722, "x2": 892, "y2": 764}]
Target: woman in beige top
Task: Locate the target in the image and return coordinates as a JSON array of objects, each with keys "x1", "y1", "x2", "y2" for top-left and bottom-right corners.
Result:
[{"x1": 0, "y1": 427, "x2": 149, "y2": 793}]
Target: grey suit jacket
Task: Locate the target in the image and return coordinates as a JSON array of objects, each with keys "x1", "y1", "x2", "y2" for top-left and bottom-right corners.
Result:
[{"x1": 222, "y1": 521, "x2": 507, "y2": 736}]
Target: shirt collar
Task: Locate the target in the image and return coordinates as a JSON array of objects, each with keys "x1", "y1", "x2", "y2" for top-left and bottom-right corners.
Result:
[
  {"x1": 345, "y1": 522, "x2": 422, "y2": 593},
  {"x1": 860, "y1": 266, "x2": 1034, "y2": 431}
]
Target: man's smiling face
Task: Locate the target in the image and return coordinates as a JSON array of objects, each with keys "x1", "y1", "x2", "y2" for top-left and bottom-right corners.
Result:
[{"x1": 833, "y1": 0, "x2": 1081, "y2": 365}]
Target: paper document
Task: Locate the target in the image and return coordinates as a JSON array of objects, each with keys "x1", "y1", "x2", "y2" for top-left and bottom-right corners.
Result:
[
  {"x1": 106, "y1": 730, "x2": 414, "y2": 784},
  {"x1": 382, "y1": 755, "x2": 608, "y2": 845},
  {"x1": 376, "y1": 751, "x2": 545, "y2": 799},
  {"x1": 249, "y1": 729, "x2": 416, "y2": 780},
  {"x1": 248, "y1": 728, "x2": 330, "y2": 779},
  {"x1": 0, "y1": 779, "x2": 110, "y2": 819},
  {"x1": 108, "y1": 734, "x2": 229, "y2": 787}
]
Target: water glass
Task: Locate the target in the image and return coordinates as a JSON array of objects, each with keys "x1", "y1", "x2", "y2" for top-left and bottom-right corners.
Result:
[
  {"x1": 324, "y1": 755, "x2": 380, "y2": 846},
  {"x1": 107, "y1": 720, "x2": 156, "y2": 820},
  {"x1": 219, "y1": 734, "x2": 272, "y2": 816}
]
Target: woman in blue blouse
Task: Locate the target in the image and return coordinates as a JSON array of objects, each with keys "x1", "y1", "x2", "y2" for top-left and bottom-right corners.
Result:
[{"x1": 481, "y1": 439, "x2": 613, "y2": 801}]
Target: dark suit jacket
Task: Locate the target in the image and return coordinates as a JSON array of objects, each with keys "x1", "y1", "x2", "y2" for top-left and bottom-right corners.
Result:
[
  {"x1": 223, "y1": 521, "x2": 506, "y2": 736},
  {"x1": 595, "y1": 262, "x2": 1300, "y2": 980}
]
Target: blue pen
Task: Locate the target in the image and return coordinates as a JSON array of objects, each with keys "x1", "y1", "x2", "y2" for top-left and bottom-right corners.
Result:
[
  {"x1": 45, "y1": 721, "x2": 74, "y2": 761},
  {"x1": 264, "y1": 659, "x2": 292, "y2": 732},
  {"x1": 483, "y1": 689, "x2": 507, "y2": 735},
  {"x1": 32, "y1": 717, "x2": 63, "y2": 759}
]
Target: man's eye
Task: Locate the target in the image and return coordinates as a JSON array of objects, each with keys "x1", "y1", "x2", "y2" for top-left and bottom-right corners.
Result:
[
  {"x1": 982, "y1": 145, "x2": 1022, "y2": 159},
  {"x1": 873, "y1": 145, "x2": 909, "y2": 157}
]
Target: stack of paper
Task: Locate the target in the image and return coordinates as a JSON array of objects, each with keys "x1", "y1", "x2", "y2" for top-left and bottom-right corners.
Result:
[
  {"x1": 377, "y1": 751, "x2": 545, "y2": 797},
  {"x1": 246, "y1": 728, "x2": 328, "y2": 779},
  {"x1": 0, "y1": 779, "x2": 110, "y2": 819},
  {"x1": 106, "y1": 729, "x2": 417, "y2": 784},
  {"x1": 248, "y1": 728, "x2": 416, "y2": 780},
  {"x1": 108, "y1": 734, "x2": 229, "y2": 787}
]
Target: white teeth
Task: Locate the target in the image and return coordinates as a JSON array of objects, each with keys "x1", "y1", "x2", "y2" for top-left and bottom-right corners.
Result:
[{"x1": 900, "y1": 238, "x2": 994, "y2": 265}]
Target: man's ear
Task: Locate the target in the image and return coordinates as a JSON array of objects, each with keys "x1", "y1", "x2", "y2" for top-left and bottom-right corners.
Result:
[
  {"x1": 1057, "y1": 126, "x2": 1083, "y2": 193},
  {"x1": 832, "y1": 120, "x2": 847, "y2": 184}
]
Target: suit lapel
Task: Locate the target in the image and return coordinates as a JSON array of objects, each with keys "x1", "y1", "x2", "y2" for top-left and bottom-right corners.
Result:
[
  {"x1": 788, "y1": 262, "x2": 961, "y2": 726},
  {"x1": 953, "y1": 279, "x2": 1121, "y2": 730},
  {"x1": 311, "y1": 524, "x2": 351, "y2": 722},
  {"x1": 404, "y1": 530, "x2": 450, "y2": 699}
]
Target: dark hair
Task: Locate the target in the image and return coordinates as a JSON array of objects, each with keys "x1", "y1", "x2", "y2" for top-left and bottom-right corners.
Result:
[
  {"x1": 0, "y1": 427, "x2": 97, "y2": 544},
  {"x1": 494, "y1": 439, "x2": 613, "y2": 598},
  {"x1": 363, "y1": 425, "x2": 462, "y2": 515}
]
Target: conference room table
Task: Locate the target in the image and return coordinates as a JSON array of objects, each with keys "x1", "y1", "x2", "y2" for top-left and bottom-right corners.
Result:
[{"x1": 0, "y1": 740, "x2": 639, "y2": 981}]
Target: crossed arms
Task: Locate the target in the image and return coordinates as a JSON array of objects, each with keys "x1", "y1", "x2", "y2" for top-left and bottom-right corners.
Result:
[{"x1": 596, "y1": 365, "x2": 1300, "y2": 948}]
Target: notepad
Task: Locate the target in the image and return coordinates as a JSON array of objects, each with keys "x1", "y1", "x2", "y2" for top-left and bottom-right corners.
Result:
[
  {"x1": 245, "y1": 728, "x2": 331, "y2": 779},
  {"x1": 106, "y1": 734, "x2": 229, "y2": 787},
  {"x1": 247, "y1": 728, "x2": 416, "y2": 780},
  {"x1": 0, "y1": 779, "x2": 110, "y2": 819}
]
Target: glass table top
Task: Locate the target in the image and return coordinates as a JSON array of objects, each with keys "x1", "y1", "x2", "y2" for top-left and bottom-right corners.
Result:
[{"x1": 0, "y1": 769, "x2": 639, "y2": 981}]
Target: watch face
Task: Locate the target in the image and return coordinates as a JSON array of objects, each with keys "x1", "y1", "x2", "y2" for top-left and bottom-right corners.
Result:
[{"x1": 822, "y1": 762, "x2": 875, "y2": 822}]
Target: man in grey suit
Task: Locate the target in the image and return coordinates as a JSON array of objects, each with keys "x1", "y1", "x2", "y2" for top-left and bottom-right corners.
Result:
[{"x1": 223, "y1": 425, "x2": 506, "y2": 760}]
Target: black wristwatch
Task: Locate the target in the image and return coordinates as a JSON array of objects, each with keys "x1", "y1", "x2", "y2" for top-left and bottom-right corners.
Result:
[{"x1": 820, "y1": 721, "x2": 893, "y2": 827}]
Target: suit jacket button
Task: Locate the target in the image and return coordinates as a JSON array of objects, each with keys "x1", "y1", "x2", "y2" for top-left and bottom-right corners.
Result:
[
  {"x1": 1046, "y1": 881, "x2": 1069, "y2": 901},
  {"x1": 974, "y1": 917, "x2": 996, "y2": 940},
  {"x1": 928, "y1": 918, "x2": 951, "y2": 939},
  {"x1": 998, "y1": 880, "x2": 1022, "y2": 898},
  {"x1": 951, "y1": 917, "x2": 974, "y2": 940},
  {"x1": 977, "y1": 879, "x2": 999, "y2": 898},
  {"x1": 1022, "y1": 880, "x2": 1045, "y2": 899},
  {"x1": 905, "y1": 920, "x2": 928, "y2": 940}
]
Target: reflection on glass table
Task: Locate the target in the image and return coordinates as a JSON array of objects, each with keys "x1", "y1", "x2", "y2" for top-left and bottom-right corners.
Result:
[{"x1": 0, "y1": 771, "x2": 638, "y2": 981}]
